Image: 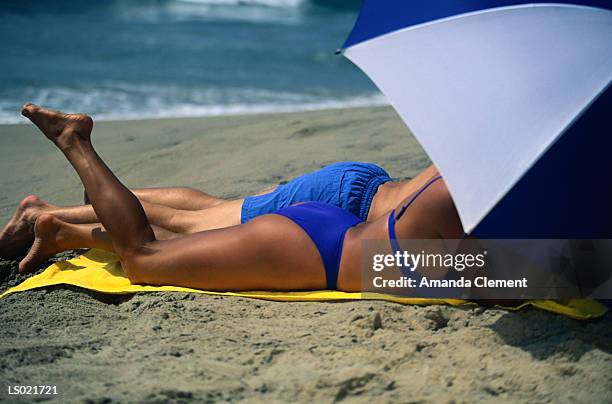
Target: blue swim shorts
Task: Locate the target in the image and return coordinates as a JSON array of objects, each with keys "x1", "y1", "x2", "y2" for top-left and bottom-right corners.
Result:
[{"x1": 240, "y1": 162, "x2": 391, "y2": 223}]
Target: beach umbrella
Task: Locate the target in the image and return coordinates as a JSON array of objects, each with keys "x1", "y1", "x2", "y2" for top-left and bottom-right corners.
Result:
[{"x1": 340, "y1": 1, "x2": 612, "y2": 238}]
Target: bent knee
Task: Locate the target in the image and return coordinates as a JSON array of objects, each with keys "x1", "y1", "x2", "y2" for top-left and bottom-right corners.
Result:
[
  {"x1": 118, "y1": 248, "x2": 151, "y2": 285},
  {"x1": 120, "y1": 258, "x2": 144, "y2": 284}
]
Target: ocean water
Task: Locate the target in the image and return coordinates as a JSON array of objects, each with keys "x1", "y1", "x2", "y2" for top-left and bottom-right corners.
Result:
[{"x1": 0, "y1": 0, "x2": 386, "y2": 124}]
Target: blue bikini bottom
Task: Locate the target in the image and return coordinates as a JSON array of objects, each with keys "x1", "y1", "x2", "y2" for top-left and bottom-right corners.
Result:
[
  {"x1": 241, "y1": 162, "x2": 391, "y2": 223},
  {"x1": 275, "y1": 202, "x2": 363, "y2": 290}
]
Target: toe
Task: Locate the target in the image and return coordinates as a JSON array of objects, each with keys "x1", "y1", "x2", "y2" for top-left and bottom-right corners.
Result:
[
  {"x1": 18, "y1": 258, "x2": 39, "y2": 274},
  {"x1": 19, "y1": 194, "x2": 42, "y2": 210},
  {"x1": 18, "y1": 254, "x2": 34, "y2": 273},
  {"x1": 18, "y1": 260, "x2": 27, "y2": 273}
]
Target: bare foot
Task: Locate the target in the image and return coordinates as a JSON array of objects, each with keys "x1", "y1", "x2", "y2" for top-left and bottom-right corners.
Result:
[
  {"x1": 18, "y1": 214, "x2": 67, "y2": 274},
  {"x1": 21, "y1": 103, "x2": 93, "y2": 149},
  {"x1": 0, "y1": 195, "x2": 55, "y2": 258}
]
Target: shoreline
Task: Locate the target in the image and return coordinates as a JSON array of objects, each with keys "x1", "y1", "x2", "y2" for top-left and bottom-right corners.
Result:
[
  {"x1": 0, "y1": 96, "x2": 390, "y2": 126},
  {"x1": 0, "y1": 104, "x2": 389, "y2": 127}
]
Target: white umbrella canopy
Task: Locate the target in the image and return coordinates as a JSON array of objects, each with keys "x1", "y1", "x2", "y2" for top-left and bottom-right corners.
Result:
[{"x1": 341, "y1": 1, "x2": 612, "y2": 238}]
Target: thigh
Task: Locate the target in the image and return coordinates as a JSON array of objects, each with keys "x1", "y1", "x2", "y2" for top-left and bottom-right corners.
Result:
[
  {"x1": 132, "y1": 187, "x2": 226, "y2": 210},
  {"x1": 128, "y1": 214, "x2": 326, "y2": 291},
  {"x1": 179, "y1": 199, "x2": 244, "y2": 232}
]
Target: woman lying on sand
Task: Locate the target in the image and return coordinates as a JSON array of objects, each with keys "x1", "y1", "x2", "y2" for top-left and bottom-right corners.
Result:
[
  {"x1": 1, "y1": 154, "x2": 441, "y2": 260},
  {"x1": 13, "y1": 104, "x2": 463, "y2": 292}
]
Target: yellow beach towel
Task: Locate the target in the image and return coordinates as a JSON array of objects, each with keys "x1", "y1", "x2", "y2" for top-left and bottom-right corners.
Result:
[{"x1": 1, "y1": 249, "x2": 608, "y2": 320}]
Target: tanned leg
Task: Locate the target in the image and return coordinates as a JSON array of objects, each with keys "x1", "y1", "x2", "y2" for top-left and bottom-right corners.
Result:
[
  {"x1": 131, "y1": 188, "x2": 225, "y2": 210},
  {"x1": 42, "y1": 198, "x2": 243, "y2": 233},
  {"x1": 19, "y1": 215, "x2": 179, "y2": 273},
  {"x1": 21, "y1": 104, "x2": 325, "y2": 290},
  {"x1": 2, "y1": 160, "x2": 292, "y2": 258},
  {"x1": 0, "y1": 196, "x2": 243, "y2": 259},
  {"x1": 21, "y1": 104, "x2": 155, "y2": 261},
  {"x1": 85, "y1": 187, "x2": 226, "y2": 210}
]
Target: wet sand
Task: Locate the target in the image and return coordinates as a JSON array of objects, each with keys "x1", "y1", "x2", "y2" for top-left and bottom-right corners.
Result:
[{"x1": 0, "y1": 106, "x2": 610, "y2": 402}]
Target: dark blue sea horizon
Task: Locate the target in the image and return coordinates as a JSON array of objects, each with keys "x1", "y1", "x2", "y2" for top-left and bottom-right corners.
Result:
[{"x1": 0, "y1": 0, "x2": 384, "y2": 124}]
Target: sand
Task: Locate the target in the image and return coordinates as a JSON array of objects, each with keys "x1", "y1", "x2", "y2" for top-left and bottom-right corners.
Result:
[{"x1": 0, "y1": 106, "x2": 610, "y2": 403}]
